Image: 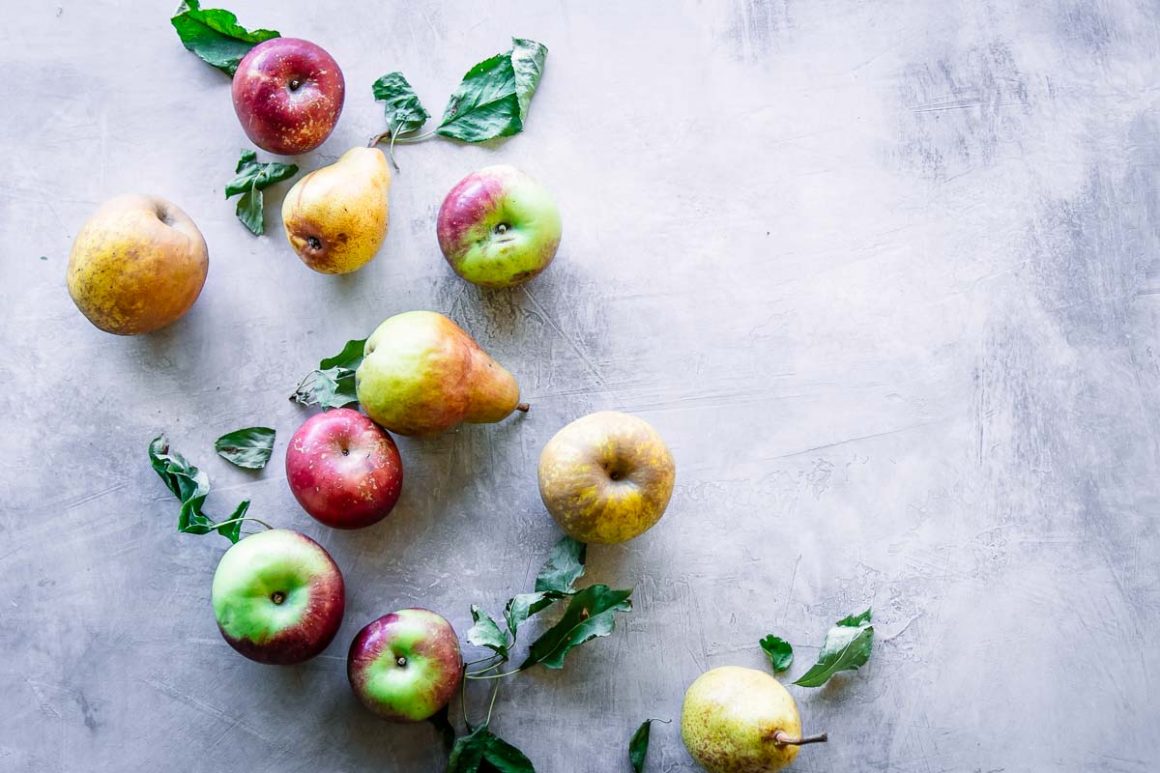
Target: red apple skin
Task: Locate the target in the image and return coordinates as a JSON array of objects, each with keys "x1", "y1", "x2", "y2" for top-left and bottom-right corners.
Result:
[
  {"x1": 286, "y1": 408, "x2": 403, "y2": 529},
  {"x1": 231, "y1": 38, "x2": 345, "y2": 155}
]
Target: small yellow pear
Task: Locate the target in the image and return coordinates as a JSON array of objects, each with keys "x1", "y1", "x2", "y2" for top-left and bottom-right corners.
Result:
[
  {"x1": 281, "y1": 147, "x2": 390, "y2": 274},
  {"x1": 682, "y1": 666, "x2": 826, "y2": 772}
]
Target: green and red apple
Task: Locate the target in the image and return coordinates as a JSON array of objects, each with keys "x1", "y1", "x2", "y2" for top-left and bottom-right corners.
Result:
[
  {"x1": 211, "y1": 529, "x2": 345, "y2": 665},
  {"x1": 347, "y1": 608, "x2": 463, "y2": 721},
  {"x1": 232, "y1": 38, "x2": 345, "y2": 155},
  {"x1": 436, "y1": 165, "x2": 562, "y2": 288},
  {"x1": 538, "y1": 411, "x2": 676, "y2": 544}
]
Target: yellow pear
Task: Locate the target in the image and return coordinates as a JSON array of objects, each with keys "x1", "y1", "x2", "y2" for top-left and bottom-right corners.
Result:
[
  {"x1": 682, "y1": 666, "x2": 826, "y2": 772},
  {"x1": 67, "y1": 194, "x2": 208, "y2": 335},
  {"x1": 281, "y1": 147, "x2": 390, "y2": 274}
]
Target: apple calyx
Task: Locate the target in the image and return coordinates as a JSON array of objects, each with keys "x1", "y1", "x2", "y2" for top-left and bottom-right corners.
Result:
[{"x1": 772, "y1": 730, "x2": 829, "y2": 747}]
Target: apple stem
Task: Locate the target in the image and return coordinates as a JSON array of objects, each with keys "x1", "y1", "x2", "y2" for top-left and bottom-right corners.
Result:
[
  {"x1": 515, "y1": 402, "x2": 530, "y2": 413},
  {"x1": 773, "y1": 731, "x2": 829, "y2": 747},
  {"x1": 214, "y1": 515, "x2": 273, "y2": 533}
]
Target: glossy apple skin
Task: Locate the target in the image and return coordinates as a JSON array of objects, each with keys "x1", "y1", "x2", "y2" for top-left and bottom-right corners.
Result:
[
  {"x1": 286, "y1": 408, "x2": 403, "y2": 529},
  {"x1": 436, "y1": 165, "x2": 562, "y2": 288},
  {"x1": 211, "y1": 529, "x2": 345, "y2": 665},
  {"x1": 347, "y1": 609, "x2": 463, "y2": 722},
  {"x1": 538, "y1": 411, "x2": 676, "y2": 544},
  {"x1": 231, "y1": 38, "x2": 345, "y2": 155}
]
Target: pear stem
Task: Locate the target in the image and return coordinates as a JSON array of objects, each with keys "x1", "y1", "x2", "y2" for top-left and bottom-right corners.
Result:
[
  {"x1": 773, "y1": 731, "x2": 828, "y2": 747},
  {"x1": 515, "y1": 402, "x2": 530, "y2": 413}
]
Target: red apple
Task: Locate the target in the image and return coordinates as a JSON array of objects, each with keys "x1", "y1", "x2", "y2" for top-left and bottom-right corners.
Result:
[
  {"x1": 347, "y1": 609, "x2": 463, "y2": 722},
  {"x1": 286, "y1": 408, "x2": 403, "y2": 529},
  {"x1": 231, "y1": 38, "x2": 345, "y2": 155},
  {"x1": 211, "y1": 529, "x2": 345, "y2": 665}
]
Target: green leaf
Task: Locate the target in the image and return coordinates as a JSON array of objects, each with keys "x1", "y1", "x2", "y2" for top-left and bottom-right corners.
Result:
[
  {"x1": 372, "y1": 71, "x2": 430, "y2": 136},
  {"x1": 503, "y1": 591, "x2": 558, "y2": 636},
  {"x1": 170, "y1": 0, "x2": 279, "y2": 76},
  {"x1": 437, "y1": 38, "x2": 548, "y2": 143},
  {"x1": 468, "y1": 605, "x2": 510, "y2": 660},
  {"x1": 759, "y1": 634, "x2": 794, "y2": 673},
  {"x1": 225, "y1": 150, "x2": 298, "y2": 236},
  {"x1": 534, "y1": 536, "x2": 587, "y2": 594},
  {"x1": 148, "y1": 435, "x2": 248, "y2": 543},
  {"x1": 629, "y1": 720, "x2": 654, "y2": 773},
  {"x1": 214, "y1": 426, "x2": 276, "y2": 469},
  {"x1": 521, "y1": 584, "x2": 632, "y2": 670},
  {"x1": 448, "y1": 726, "x2": 536, "y2": 773},
  {"x1": 290, "y1": 338, "x2": 367, "y2": 409},
  {"x1": 510, "y1": 38, "x2": 547, "y2": 121},
  {"x1": 217, "y1": 498, "x2": 250, "y2": 543},
  {"x1": 793, "y1": 608, "x2": 874, "y2": 688}
]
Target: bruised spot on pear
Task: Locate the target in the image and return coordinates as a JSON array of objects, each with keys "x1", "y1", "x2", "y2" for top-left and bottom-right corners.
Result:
[{"x1": 354, "y1": 311, "x2": 525, "y2": 436}]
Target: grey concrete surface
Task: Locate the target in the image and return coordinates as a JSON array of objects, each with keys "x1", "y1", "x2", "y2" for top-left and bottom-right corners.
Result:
[{"x1": 2, "y1": 0, "x2": 1159, "y2": 770}]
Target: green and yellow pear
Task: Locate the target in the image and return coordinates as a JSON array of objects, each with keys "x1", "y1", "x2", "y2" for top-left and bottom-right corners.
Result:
[
  {"x1": 282, "y1": 146, "x2": 390, "y2": 274},
  {"x1": 682, "y1": 666, "x2": 826, "y2": 772},
  {"x1": 354, "y1": 311, "x2": 527, "y2": 436}
]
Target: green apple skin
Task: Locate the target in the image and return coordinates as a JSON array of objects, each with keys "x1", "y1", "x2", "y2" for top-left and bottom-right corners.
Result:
[
  {"x1": 211, "y1": 529, "x2": 345, "y2": 665},
  {"x1": 347, "y1": 608, "x2": 463, "y2": 722},
  {"x1": 436, "y1": 165, "x2": 562, "y2": 288},
  {"x1": 681, "y1": 666, "x2": 803, "y2": 773}
]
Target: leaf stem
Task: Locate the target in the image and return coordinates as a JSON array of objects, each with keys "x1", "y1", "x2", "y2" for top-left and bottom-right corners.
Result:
[
  {"x1": 212, "y1": 515, "x2": 273, "y2": 532},
  {"x1": 465, "y1": 667, "x2": 525, "y2": 681},
  {"x1": 483, "y1": 679, "x2": 502, "y2": 726},
  {"x1": 773, "y1": 731, "x2": 828, "y2": 747}
]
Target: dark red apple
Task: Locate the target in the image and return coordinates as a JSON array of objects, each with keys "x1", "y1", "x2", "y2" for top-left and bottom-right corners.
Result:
[
  {"x1": 231, "y1": 38, "x2": 345, "y2": 155},
  {"x1": 347, "y1": 609, "x2": 463, "y2": 721},
  {"x1": 211, "y1": 529, "x2": 345, "y2": 665},
  {"x1": 286, "y1": 408, "x2": 403, "y2": 529}
]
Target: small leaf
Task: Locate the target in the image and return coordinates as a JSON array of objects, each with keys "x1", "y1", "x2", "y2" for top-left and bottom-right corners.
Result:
[
  {"x1": 629, "y1": 720, "x2": 653, "y2": 773},
  {"x1": 503, "y1": 591, "x2": 558, "y2": 636},
  {"x1": 759, "y1": 634, "x2": 794, "y2": 673},
  {"x1": 291, "y1": 339, "x2": 367, "y2": 409},
  {"x1": 214, "y1": 426, "x2": 276, "y2": 469},
  {"x1": 521, "y1": 584, "x2": 632, "y2": 670},
  {"x1": 216, "y1": 498, "x2": 249, "y2": 544},
  {"x1": 225, "y1": 150, "x2": 298, "y2": 235},
  {"x1": 468, "y1": 605, "x2": 510, "y2": 660},
  {"x1": 372, "y1": 71, "x2": 430, "y2": 136},
  {"x1": 793, "y1": 608, "x2": 874, "y2": 688},
  {"x1": 533, "y1": 536, "x2": 587, "y2": 594},
  {"x1": 148, "y1": 435, "x2": 250, "y2": 543},
  {"x1": 448, "y1": 726, "x2": 536, "y2": 773},
  {"x1": 170, "y1": 0, "x2": 279, "y2": 76},
  {"x1": 436, "y1": 38, "x2": 548, "y2": 143}
]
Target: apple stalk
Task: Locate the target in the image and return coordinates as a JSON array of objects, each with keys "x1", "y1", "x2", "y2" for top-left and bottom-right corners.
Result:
[{"x1": 772, "y1": 731, "x2": 829, "y2": 747}]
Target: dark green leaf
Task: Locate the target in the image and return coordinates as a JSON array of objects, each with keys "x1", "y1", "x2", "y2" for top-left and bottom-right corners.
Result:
[
  {"x1": 225, "y1": 150, "x2": 298, "y2": 235},
  {"x1": 510, "y1": 38, "x2": 547, "y2": 121},
  {"x1": 319, "y1": 338, "x2": 368, "y2": 370},
  {"x1": 793, "y1": 608, "x2": 874, "y2": 688},
  {"x1": 448, "y1": 725, "x2": 489, "y2": 773},
  {"x1": 629, "y1": 720, "x2": 653, "y2": 773},
  {"x1": 214, "y1": 426, "x2": 276, "y2": 469},
  {"x1": 291, "y1": 338, "x2": 367, "y2": 409},
  {"x1": 170, "y1": 0, "x2": 279, "y2": 76},
  {"x1": 534, "y1": 536, "x2": 586, "y2": 594},
  {"x1": 468, "y1": 605, "x2": 510, "y2": 659},
  {"x1": 437, "y1": 38, "x2": 548, "y2": 143},
  {"x1": 372, "y1": 71, "x2": 430, "y2": 136},
  {"x1": 521, "y1": 584, "x2": 632, "y2": 670},
  {"x1": 148, "y1": 435, "x2": 248, "y2": 544},
  {"x1": 217, "y1": 498, "x2": 249, "y2": 544},
  {"x1": 760, "y1": 634, "x2": 794, "y2": 673},
  {"x1": 503, "y1": 591, "x2": 558, "y2": 636},
  {"x1": 481, "y1": 731, "x2": 535, "y2": 773}
]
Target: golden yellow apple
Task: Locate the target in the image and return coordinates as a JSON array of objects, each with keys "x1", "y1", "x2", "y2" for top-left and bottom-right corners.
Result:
[
  {"x1": 537, "y1": 411, "x2": 675, "y2": 544},
  {"x1": 66, "y1": 194, "x2": 208, "y2": 335}
]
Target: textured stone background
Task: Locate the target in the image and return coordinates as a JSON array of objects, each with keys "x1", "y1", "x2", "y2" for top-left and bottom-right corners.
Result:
[{"x1": 3, "y1": 1, "x2": 1159, "y2": 770}]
